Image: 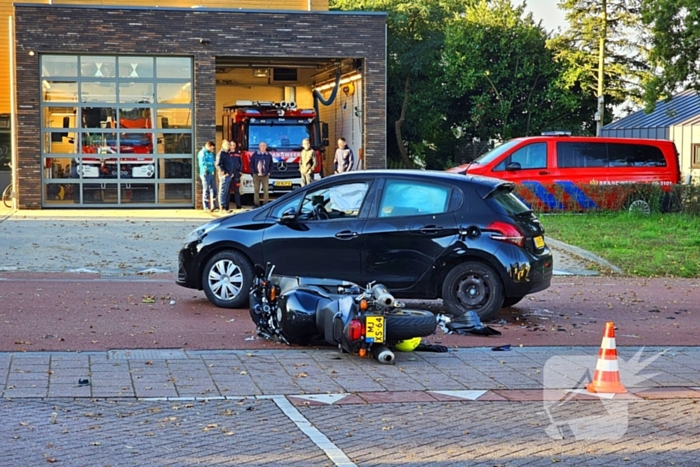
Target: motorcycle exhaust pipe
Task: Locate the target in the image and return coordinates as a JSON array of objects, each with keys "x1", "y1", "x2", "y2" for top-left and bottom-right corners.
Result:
[
  {"x1": 371, "y1": 284, "x2": 395, "y2": 308},
  {"x1": 371, "y1": 344, "x2": 395, "y2": 364}
]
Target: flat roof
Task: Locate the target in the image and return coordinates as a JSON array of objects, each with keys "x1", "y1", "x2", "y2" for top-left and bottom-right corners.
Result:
[{"x1": 14, "y1": 3, "x2": 386, "y2": 16}]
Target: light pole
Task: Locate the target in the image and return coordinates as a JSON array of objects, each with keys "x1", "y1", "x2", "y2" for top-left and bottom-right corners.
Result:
[{"x1": 595, "y1": 0, "x2": 607, "y2": 136}]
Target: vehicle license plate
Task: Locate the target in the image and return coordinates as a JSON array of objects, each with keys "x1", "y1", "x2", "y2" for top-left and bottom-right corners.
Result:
[
  {"x1": 534, "y1": 235, "x2": 545, "y2": 249},
  {"x1": 275, "y1": 181, "x2": 292, "y2": 187},
  {"x1": 365, "y1": 316, "x2": 385, "y2": 344}
]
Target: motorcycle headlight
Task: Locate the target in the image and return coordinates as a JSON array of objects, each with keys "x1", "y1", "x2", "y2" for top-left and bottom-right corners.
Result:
[{"x1": 184, "y1": 222, "x2": 218, "y2": 245}]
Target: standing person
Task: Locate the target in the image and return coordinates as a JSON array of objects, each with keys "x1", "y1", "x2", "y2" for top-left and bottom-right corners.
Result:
[
  {"x1": 250, "y1": 141, "x2": 272, "y2": 207},
  {"x1": 334, "y1": 137, "x2": 355, "y2": 174},
  {"x1": 216, "y1": 140, "x2": 232, "y2": 213},
  {"x1": 299, "y1": 137, "x2": 317, "y2": 186},
  {"x1": 197, "y1": 141, "x2": 218, "y2": 212},
  {"x1": 226, "y1": 141, "x2": 243, "y2": 209}
]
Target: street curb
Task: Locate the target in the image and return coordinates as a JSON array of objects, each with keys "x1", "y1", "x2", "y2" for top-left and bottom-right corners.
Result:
[{"x1": 546, "y1": 236, "x2": 624, "y2": 275}]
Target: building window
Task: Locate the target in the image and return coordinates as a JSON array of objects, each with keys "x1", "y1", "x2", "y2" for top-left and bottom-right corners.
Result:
[
  {"x1": 40, "y1": 55, "x2": 194, "y2": 207},
  {"x1": 692, "y1": 144, "x2": 700, "y2": 169}
]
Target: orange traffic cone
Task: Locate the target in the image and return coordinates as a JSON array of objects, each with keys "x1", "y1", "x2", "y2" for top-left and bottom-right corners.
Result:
[{"x1": 586, "y1": 321, "x2": 627, "y2": 394}]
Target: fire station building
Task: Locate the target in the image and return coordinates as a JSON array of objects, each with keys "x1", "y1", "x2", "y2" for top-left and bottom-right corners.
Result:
[{"x1": 1, "y1": 0, "x2": 386, "y2": 209}]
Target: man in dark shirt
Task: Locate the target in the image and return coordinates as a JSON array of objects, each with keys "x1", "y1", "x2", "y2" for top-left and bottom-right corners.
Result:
[
  {"x1": 216, "y1": 140, "x2": 240, "y2": 212},
  {"x1": 250, "y1": 141, "x2": 273, "y2": 207}
]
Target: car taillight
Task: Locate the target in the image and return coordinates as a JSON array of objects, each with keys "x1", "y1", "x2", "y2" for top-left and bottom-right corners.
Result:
[
  {"x1": 486, "y1": 221, "x2": 525, "y2": 247},
  {"x1": 348, "y1": 319, "x2": 363, "y2": 341}
]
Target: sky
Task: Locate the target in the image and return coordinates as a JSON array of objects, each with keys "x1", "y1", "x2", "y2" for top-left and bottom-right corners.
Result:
[{"x1": 520, "y1": 0, "x2": 568, "y2": 33}]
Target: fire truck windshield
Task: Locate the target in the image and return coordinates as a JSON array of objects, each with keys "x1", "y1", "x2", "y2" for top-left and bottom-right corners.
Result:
[{"x1": 248, "y1": 123, "x2": 310, "y2": 150}]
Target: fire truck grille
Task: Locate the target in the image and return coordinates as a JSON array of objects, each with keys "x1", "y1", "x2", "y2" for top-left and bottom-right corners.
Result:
[{"x1": 270, "y1": 163, "x2": 301, "y2": 179}]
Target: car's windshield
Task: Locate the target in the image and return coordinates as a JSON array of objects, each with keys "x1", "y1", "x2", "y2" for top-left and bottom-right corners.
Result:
[
  {"x1": 248, "y1": 123, "x2": 310, "y2": 150},
  {"x1": 473, "y1": 139, "x2": 521, "y2": 165}
]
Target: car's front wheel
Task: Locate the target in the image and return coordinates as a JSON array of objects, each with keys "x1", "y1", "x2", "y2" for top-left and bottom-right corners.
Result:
[
  {"x1": 202, "y1": 250, "x2": 253, "y2": 308},
  {"x1": 442, "y1": 262, "x2": 504, "y2": 321}
]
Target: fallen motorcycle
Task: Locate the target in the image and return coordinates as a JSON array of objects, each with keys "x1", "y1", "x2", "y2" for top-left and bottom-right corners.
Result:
[{"x1": 249, "y1": 263, "x2": 437, "y2": 364}]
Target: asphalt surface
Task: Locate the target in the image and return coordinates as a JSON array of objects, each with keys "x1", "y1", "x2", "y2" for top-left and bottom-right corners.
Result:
[{"x1": 1, "y1": 206, "x2": 700, "y2": 466}]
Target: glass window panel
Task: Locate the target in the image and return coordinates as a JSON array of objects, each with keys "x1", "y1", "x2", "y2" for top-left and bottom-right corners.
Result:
[
  {"x1": 80, "y1": 56, "x2": 116, "y2": 78},
  {"x1": 119, "y1": 108, "x2": 152, "y2": 127},
  {"x1": 160, "y1": 158, "x2": 193, "y2": 179},
  {"x1": 121, "y1": 183, "x2": 155, "y2": 203},
  {"x1": 157, "y1": 133, "x2": 192, "y2": 154},
  {"x1": 41, "y1": 55, "x2": 78, "y2": 77},
  {"x1": 43, "y1": 132, "x2": 77, "y2": 154},
  {"x1": 118, "y1": 57, "x2": 154, "y2": 78},
  {"x1": 119, "y1": 82, "x2": 154, "y2": 104},
  {"x1": 118, "y1": 133, "x2": 154, "y2": 155},
  {"x1": 156, "y1": 57, "x2": 192, "y2": 79},
  {"x1": 157, "y1": 82, "x2": 192, "y2": 104},
  {"x1": 44, "y1": 182, "x2": 79, "y2": 204},
  {"x1": 379, "y1": 180, "x2": 450, "y2": 217},
  {"x1": 81, "y1": 107, "x2": 117, "y2": 129},
  {"x1": 157, "y1": 108, "x2": 192, "y2": 129},
  {"x1": 43, "y1": 81, "x2": 78, "y2": 103},
  {"x1": 44, "y1": 157, "x2": 78, "y2": 179},
  {"x1": 43, "y1": 107, "x2": 77, "y2": 128},
  {"x1": 0, "y1": 131, "x2": 10, "y2": 170},
  {"x1": 81, "y1": 133, "x2": 116, "y2": 157},
  {"x1": 80, "y1": 81, "x2": 117, "y2": 103},
  {"x1": 158, "y1": 183, "x2": 192, "y2": 203},
  {"x1": 82, "y1": 183, "x2": 118, "y2": 204}
]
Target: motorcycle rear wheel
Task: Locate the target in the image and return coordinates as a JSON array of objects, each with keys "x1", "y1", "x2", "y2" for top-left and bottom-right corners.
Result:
[{"x1": 384, "y1": 309, "x2": 436, "y2": 341}]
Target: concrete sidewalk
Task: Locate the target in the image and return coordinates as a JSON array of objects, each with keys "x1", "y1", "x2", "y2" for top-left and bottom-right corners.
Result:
[{"x1": 0, "y1": 207, "x2": 606, "y2": 275}]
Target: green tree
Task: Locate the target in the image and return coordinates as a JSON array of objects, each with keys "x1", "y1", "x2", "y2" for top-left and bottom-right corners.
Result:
[
  {"x1": 549, "y1": 0, "x2": 651, "y2": 119},
  {"x1": 331, "y1": 0, "x2": 474, "y2": 168},
  {"x1": 641, "y1": 0, "x2": 700, "y2": 111},
  {"x1": 442, "y1": 0, "x2": 592, "y2": 142}
]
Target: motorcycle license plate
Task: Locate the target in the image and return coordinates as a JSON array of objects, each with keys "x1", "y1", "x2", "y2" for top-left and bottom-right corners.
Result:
[
  {"x1": 365, "y1": 316, "x2": 385, "y2": 344},
  {"x1": 534, "y1": 235, "x2": 545, "y2": 249}
]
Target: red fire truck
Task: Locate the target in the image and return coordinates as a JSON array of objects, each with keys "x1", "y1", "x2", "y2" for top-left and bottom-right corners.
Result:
[
  {"x1": 222, "y1": 101, "x2": 327, "y2": 197},
  {"x1": 78, "y1": 112, "x2": 155, "y2": 179}
]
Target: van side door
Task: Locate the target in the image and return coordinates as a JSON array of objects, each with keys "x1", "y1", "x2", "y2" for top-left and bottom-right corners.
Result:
[{"x1": 489, "y1": 141, "x2": 555, "y2": 210}]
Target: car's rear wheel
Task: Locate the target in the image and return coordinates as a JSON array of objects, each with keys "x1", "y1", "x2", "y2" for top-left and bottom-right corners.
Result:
[
  {"x1": 202, "y1": 250, "x2": 253, "y2": 308},
  {"x1": 502, "y1": 296, "x2": 524, "y2": 308},
  {"x1": 442, "y1": 262, "x2": 503, "y2": 321},
  {"x1": 384, "y1": 309, "x2": 437, "y2": 341}
]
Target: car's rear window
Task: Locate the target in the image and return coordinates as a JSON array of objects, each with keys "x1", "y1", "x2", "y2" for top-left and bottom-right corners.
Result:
[{"x1": 488, "y1": 187, "x2": 532, "y2": 215}]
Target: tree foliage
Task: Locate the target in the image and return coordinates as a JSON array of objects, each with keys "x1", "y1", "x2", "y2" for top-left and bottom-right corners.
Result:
[
  {"x1": 549, "y1": 0, "x2": 651, "y2": 116},
  {"x1": 330, "y1": 0, "x2": 601, "y2": 169},
  {"x1": 442, "y1": 0, "x2": 592, "y2": 142},
  {"x1": 641, "y1": 0, "x2": 700, "y2": 111}
]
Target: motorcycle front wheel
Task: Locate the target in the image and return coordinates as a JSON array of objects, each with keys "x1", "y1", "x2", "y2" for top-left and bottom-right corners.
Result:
[{"x1": 384, "y1": 309, "x2": 437, "y2": 341}]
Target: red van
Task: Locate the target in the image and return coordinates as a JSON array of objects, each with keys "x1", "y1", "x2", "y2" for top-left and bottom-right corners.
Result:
[{"x1": 447, "y1": 135, "x2": 681, "y2": 213}]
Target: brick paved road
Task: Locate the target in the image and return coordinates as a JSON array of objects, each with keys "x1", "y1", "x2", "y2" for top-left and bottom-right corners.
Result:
[{"x1": 2, "y1": 398, "x2": 699, "y2": 467}]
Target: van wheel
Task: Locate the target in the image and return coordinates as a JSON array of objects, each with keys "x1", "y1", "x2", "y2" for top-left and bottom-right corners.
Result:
[
  {"x1": 442, "y1": 262, "x2": 503, "y2": 321},
  {"x1": 202, "y1": 250, "x2": 253, "y2": 308},
  {"x1": 627, "y1": 199, "x2": 651, "y2": 216}
]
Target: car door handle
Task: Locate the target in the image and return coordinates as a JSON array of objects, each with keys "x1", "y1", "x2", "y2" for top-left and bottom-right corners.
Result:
[
  {"x1": 538, "y1": 170, "x2": 550, "y2": 175},
  {"x1": 419, "y1": 225, "x2": 443, "y2": 234},
  {"x1": 335, "y1": 230, "x2": 358, "y2": 239}
]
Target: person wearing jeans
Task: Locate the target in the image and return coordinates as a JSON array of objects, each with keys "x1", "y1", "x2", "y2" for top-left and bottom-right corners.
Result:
[
  {"x1": 197, "y1": 141, "x2": 218, "y2": 211},
  {"x1": 250, "y1": 141, "x2": 272, "y2": 207}
]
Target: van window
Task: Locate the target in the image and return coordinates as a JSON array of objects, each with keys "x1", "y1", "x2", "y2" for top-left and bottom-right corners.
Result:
[
  {"x1": 608, "y1": 143, "x2": 667, "y2": 167},
  {"x1": 556, "y1": 142, "x2": 607, "y2": 168},
  {"x1": 494, "y1": 142, "x2": 547, "y2": 171}
]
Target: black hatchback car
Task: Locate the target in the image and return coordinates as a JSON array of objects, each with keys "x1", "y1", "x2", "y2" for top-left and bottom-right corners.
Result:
[{"x1": 177, "y1": 170, "x2": 553, "y2": 320}]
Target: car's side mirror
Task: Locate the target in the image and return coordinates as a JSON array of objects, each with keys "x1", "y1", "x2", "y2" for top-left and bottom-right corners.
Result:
[
  {"x1": 278, "y1": 207, "x2": 297, "y2": 224},
  {"x1": 506, "y1": 162, "x2": 522, "y2": 171}
]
